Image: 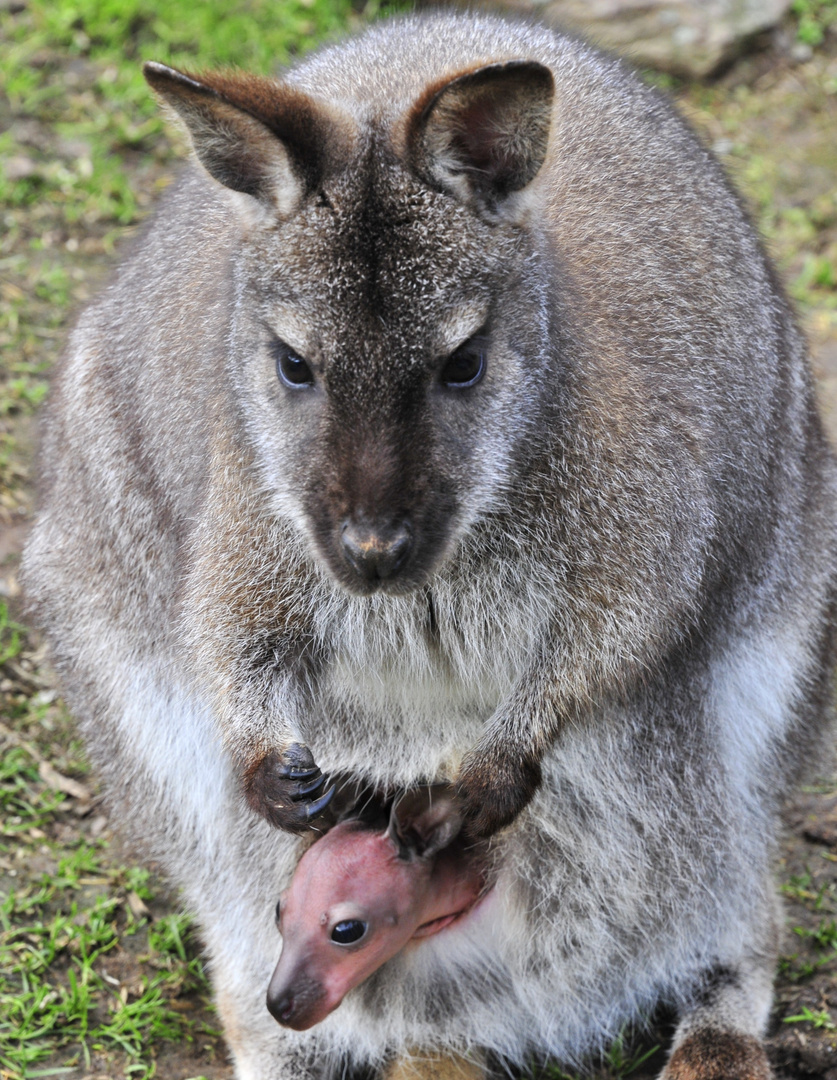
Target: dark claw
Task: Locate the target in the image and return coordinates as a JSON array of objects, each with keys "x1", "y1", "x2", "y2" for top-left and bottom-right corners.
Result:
[
  {"x1": 304, "y1": 783, "x2": 336, "y2": 821},
  {"x1": 274, "y1": 744, "x2": 320, "y2": 781},
  {"x1": 244, "y1": 744, "x2": 335, "y2": 833},
  {"x1": 286, "y1": 765, "x2": 321, "y2": 781},
  {"x1": 291, "y1": 772, "x2": 327, "y2": 800}
]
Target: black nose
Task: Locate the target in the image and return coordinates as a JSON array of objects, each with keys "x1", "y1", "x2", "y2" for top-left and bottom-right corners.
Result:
[
  {"x1": 267, "y1": 988, "x2": 297, "y2": 1025},
  {"x1": 266, "y1": 967, "x2": 323, "y2": 1030},
  {"x1": 341, "y1": 519, "x2": 413, "y2": 581}
]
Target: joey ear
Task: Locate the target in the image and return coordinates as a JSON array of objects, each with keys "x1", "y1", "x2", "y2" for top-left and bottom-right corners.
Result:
[
  {"x1": 387, "y1": 785, "x2": 464, "y2": 860},
  {"x1": 404, "y1": 60, "x2": 554, "y2": 219},
  {"x1": 143, "y1": 62, "x2": 354, "y2": 219}
]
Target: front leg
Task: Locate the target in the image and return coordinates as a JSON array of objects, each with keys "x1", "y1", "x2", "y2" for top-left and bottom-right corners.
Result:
[
  {"x1": 244, "y1": 743, "x2": 335, "y2": 832},
  {"x1": 455, "y1": 737, "x2": 542, "y2": 838},
  {"x1": 454, "y1": 648, "x2": 559, "y2": 837}
]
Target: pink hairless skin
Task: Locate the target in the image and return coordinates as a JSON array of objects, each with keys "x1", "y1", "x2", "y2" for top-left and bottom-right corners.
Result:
[{"x1": 267, "y1": 788, "x2": 487, "y2": 1031}]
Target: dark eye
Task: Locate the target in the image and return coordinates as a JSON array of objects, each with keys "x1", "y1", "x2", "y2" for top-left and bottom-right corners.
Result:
[
  {"x1": 274, "y1": 898, "x2": 282, "y2": 923},
  {"x1": 440, "y1": 335, "x2": 487, "y2": 389},
  {"x1": 273, "y1": 339, "x2": 315, "y2": 388},
  {"x1": 331, "y1": 919, "x2": 367, "y2": 945}
]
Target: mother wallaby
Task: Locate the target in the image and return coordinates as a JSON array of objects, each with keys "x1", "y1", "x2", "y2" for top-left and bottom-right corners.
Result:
[{"x1": 23, "y1": 11, "x2": 837, "y2": 1080}]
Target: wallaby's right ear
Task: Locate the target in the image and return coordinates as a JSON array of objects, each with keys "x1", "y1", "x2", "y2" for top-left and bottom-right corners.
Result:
[
  {"x1": 403, "y1": 60, "x2": 554, "y2": 221},
  {"x1": 143, "y1": 63, "x2": 355, "y2": 220}
]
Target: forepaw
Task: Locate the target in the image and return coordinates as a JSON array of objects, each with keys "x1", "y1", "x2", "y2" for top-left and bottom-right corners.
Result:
[
  {"x1": 454, "y1": 746, "x2": 541, "y2": 838},
  {"x1": 244, "y1": 744, "x2": 335, "y2": 832}
]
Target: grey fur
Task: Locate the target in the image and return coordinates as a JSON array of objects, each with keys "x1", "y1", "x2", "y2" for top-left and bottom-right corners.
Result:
[{"x1": 23, "y1": 11, "x2": 837, "y2": 1080}]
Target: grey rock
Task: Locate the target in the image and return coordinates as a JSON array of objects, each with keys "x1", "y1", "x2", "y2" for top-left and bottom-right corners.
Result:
[{"x1": 489, "y1": 0, "x2": 792, "y2": 76}]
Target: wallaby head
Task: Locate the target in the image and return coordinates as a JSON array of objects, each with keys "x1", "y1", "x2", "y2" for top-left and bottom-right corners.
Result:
[{"x1": 144, "y1": 59, "x2": 555, "y2": 595}]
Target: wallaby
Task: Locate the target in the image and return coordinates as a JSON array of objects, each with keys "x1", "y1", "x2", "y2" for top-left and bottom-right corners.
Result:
[
  {"x1": 268, "y1": 787, "x2": 486, "y2": 1031},
  {"x1": 23, "y1": 10, "x2": 837, "y2": 1080}
]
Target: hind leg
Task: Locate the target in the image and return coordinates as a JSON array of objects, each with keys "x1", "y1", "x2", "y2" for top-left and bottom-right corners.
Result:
[
  {"x1": 664, "y1": 1030, "x2": 770, "y2": 1080},
  {"x1": 661, "y1": 896, "x2": 779, "y2": 1080}
]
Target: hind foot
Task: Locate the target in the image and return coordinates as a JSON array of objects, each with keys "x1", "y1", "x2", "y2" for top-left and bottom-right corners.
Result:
[{"x1": 663, "y1": 1030, "x2": 771, "y2": 1080}]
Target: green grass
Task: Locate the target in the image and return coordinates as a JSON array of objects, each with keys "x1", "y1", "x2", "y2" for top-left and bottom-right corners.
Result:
[
  {"x1": 600, "y1": 1031, "x2": 662, "y2": 1078},
  {"x1": 783, "y1": 1005, "x2": 837, "y2": 1031},
  {"x1": 0, "y1": 601, "x2": 23, "y2": 667},
  {"x1": 0, "y1": 714, "x2": 221, "y2": 1079},
  {"x1": 778, "y1": 868, "x2": 837, "y2": 983},
  {"x1": 1, "y1": 871, "x2": 216, "y2": 1079},
  {"x1": 543, "y1": 1025, "x2": 663, "y2": 1080},
  {"x1": 0, "y1": 0, "x2": 366, "y2": 225},
  {"x1": 782, "y1": 870, "x2": 835, "y2": 909},
  {"x1": 791, "y1": 0, "x2": 837, "y2": 46}
]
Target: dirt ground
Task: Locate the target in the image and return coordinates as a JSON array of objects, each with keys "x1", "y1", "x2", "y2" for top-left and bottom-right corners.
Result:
[{"x1": 2, "y1": 15, "x2": 837, "y2": 1080}]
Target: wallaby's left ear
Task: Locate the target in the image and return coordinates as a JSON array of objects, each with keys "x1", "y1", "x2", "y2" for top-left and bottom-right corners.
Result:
[
  {"x1": 387, "y1": 785, "x2": 464, "y2": 860},
  {"x1": 144, "y1": 62, "x2": 355, "y2": 220},
  {"x1": 403, "y1": 60, "x2": 554, "y2": 220}
]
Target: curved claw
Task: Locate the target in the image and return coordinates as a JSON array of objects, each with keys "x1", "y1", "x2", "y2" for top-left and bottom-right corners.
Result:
[
  {"x1": 291, "y1": 772, "x2": 327, "y2": 800},
  {"x1": 244, "y1": 745, "x2": 335, "y2": 832},
  {"x1": 275, "y1": 744, "x2": 320, "y2": 781},
  {"x1": 286, "y1": 765, "x2": 321, "y2": 781},
  {"x1": 304, "y1": 783, "x2": 336, "y2": 821}
]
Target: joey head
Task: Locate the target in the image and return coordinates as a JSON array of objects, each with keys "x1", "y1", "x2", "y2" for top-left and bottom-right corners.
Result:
[{"x1": 267, "y1": 788, "x2": 486, "y2": 1030}]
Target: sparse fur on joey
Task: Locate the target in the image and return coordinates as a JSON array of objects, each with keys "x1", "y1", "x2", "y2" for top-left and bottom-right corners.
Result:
[
  {"x1": 22, "y1": 11, "x2": 837, "y2": 1080},
  {"x1": 267, "y1": 786, "x2": 485, "y2": 1031}
]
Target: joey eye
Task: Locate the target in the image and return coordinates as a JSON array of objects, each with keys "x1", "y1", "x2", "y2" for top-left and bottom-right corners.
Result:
[
  {"x1": 331, "y1": 919, "x2": 368, "y2": 945},
  {"x1": 439, "y1": 335, "x2": 487, "y2": 389},
  {"x1": 272, "y1": 339, "x2": 315, "y2": 388}
]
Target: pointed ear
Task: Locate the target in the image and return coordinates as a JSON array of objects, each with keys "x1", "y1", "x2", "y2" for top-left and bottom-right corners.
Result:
[
  {"x1": 404, "y1": 60, "x2": 554, "y2": 220},
  {"x1": 387, "y1": 786, "x2": 463, "y2": 860},
  {"x1": 143, "y1": 62, "x2": 355, "y2": 220}
]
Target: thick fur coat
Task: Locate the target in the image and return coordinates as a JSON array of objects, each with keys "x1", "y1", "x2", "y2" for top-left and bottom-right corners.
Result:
[{"x1": 23, "y1": 12, "x2": 837, "y2": 1080}]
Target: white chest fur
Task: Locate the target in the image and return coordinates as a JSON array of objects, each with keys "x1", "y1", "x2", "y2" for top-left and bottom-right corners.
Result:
[{"x1": 300, "y1": 568, "x2": 552, "y2": 785}]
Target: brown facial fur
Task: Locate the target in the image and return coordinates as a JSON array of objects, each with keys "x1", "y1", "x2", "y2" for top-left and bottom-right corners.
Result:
[{"x1": 226, "y1": 130, "x2": 542, "y2": 597}]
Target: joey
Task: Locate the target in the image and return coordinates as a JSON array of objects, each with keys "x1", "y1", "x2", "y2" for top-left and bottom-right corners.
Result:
[{"x1": 267, "y1": 787, "x2": 485, "y2": 1030}]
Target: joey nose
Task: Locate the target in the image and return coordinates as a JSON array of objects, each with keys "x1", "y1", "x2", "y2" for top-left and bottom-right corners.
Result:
[
  {"x1": 341, "y1": 519, "x2": 413, "y2": 581},
  {"x1": 266, "y1": 988, "x2": 296, "y2": 1026},
  {"x1": 266, "y1": 969, "x2": 324, "y2": 1030}
]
